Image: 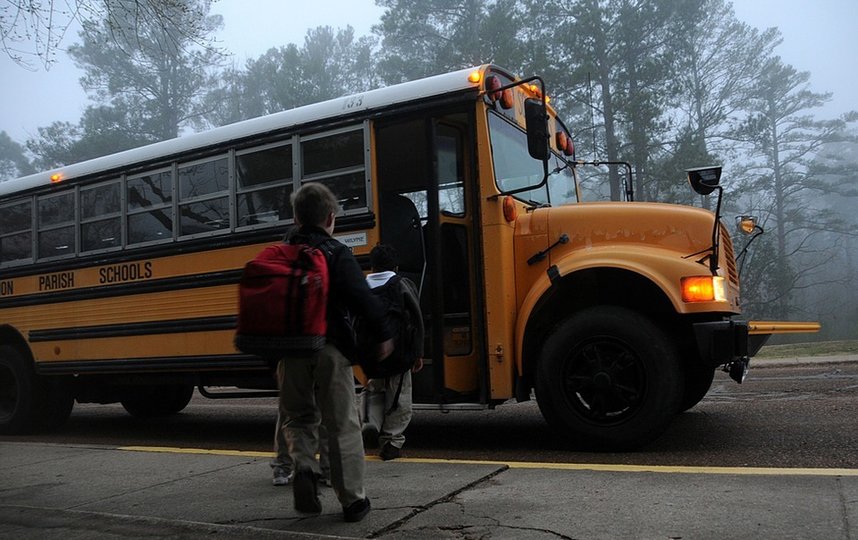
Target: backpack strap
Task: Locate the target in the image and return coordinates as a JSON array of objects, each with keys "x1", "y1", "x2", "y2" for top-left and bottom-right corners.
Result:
[
  {"x1": 382, "y1": 277, "x2": 406, "y2": 415},
  {"x1": 287, "y1": 229, "x2": 335, "y2": 254},
  {"x1": 385, "y1": 372, "x2": 406, "y2": 415}
]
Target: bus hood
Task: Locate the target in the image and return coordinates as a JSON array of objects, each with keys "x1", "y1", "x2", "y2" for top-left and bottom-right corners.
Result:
[
  {"x1": 513, "y1": 200, "x2": 741, "y2": 310},
  {"x1": 542, "y1": 201, "x2": 719, "y2": 257}
]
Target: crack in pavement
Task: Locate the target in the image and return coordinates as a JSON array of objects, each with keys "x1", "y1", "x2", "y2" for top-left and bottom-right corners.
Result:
[{"x1": 368, "y1": 464, "x2": 509, "y2": 538}]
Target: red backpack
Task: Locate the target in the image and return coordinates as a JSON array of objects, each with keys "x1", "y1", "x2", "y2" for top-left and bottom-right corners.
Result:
[{"x1": 234, "y1": 242, "x2": 329, "y2": 358}]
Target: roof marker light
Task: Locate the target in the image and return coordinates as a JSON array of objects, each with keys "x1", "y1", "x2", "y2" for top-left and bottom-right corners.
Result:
[
  {"x1": 468, "y1": 70, "x2": 482, "y2": 84},
  {"x1": 485, "y1": 75, "x2": 514, "y2": 109},
  {"x1": 486, "y1": 75, "x2": 502, "y2": 100},
  {"x1": 564, "y1": 137, "x2": 575, "y2": 157},
  {"x1": 555, "y1": 131, "x2": 567, "y2": 151},
  {"x1": 50, "y1": 173, "x2": 62, "y2": 183},
  {"x1": 528, "y1": 83, "x2": 542, "y2": 97},
  {"x1": 500, "y1": 89, "x2": 514, "y2": 109}
]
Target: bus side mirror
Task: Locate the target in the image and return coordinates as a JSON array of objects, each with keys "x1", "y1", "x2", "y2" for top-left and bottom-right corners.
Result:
[
  {"x1": 686, "y1": 166, "x2": 722, "y2": 196},
  {"x1": 525, "y1": 98, "x2": 549, "y2": 161}
]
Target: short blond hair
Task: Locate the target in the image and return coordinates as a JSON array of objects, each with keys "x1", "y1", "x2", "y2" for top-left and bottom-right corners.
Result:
[{"x1": 291, "y1": 183, "x2": 339, "y2": 227}]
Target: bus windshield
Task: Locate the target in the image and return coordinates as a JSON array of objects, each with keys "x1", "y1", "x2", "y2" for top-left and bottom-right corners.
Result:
[{"x1": 488, "y1": 112, "x2": 577, "y2": 206}]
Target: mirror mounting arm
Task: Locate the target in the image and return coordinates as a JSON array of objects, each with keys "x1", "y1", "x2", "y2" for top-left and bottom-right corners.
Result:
[
  {"x1": 709, "y1": 185, "x2": 723, "y2": 274},
  {"x1": 686, "y1": 166, "x2": 724, "y2": 275}
]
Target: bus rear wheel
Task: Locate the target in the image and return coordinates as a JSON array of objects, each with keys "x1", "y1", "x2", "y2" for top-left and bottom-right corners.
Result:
[
  {"x1": 0, "y1": 345, "x2": 74, "y2": 434},
  {"x1": 120, "y1": 384, "x2": 195, "y2": 418},
  {"x1": 535, "y1": 307, "x2": 683, "y2": 451}
]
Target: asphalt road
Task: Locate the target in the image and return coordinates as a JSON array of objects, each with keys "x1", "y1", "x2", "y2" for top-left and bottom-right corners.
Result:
[{"x1": 5, "y1": 361, "x2": 857, "y2": 469}]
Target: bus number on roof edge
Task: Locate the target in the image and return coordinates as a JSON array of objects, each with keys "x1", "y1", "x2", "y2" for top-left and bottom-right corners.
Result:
[{"x1": 342, "y1": 95, "x2": 364, "y2": 110}]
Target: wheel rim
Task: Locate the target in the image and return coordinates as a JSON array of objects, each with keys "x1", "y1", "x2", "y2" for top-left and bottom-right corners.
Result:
[
  {"x1": 0, "y1": 363, "x2": 19, "y2": 422},
  {"x1": 561, "y1": 336, "x2": 647, "y2": 425}
]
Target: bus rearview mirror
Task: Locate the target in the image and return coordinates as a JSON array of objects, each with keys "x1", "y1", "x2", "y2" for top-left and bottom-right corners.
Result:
[
  {"x1": 525, "y1": 98, "x2": 549, "y2": 162},
  {"x1": 686, "y1": 166, "x2": 722, "y2": 196}
]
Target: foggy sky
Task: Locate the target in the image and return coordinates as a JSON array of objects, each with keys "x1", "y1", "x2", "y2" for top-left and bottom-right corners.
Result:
[{"x1": 0, "y1": 0, "x2": 855, "y2": 145}]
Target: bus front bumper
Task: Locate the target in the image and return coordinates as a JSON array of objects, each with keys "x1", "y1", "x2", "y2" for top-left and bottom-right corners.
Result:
[{"x1": 692, "y1": 319, "x2": 821, "y2": 383}]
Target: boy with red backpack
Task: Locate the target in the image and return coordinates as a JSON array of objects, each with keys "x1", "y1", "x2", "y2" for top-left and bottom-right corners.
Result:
[{"x1": 239, "y1": 182, "x2": 392, "y2": 522}]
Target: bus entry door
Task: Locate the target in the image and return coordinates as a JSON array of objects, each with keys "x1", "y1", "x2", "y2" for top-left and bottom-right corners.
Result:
[{"x1": 375, "y1": 113, "x2": 482, "y2": 405}]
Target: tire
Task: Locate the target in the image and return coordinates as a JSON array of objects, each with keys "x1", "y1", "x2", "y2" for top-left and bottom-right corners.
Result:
[
  {"x1": 120, "y1": 384, "x2": 195, "y2": 418},
  {"x1": 679, "y1": 364, "x2": 715, "y2": 412},
  {"x1": 0, "y1": 345, "x2": 74, "y2": 434},
  {"x1": 535, "y1": 306, "x2": 683, "y2": 451}
]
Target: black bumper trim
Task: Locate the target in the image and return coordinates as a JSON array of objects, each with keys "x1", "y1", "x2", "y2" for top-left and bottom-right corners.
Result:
[
  {"x1": 35, "y1": 354, "x2": 268, "y2": 375},
  {"x1": 29, "y1": 316, "x2": 237, "y2": 342},
  {"x1": 693, "y1": 320, "x2": 751, "y2": 368}
]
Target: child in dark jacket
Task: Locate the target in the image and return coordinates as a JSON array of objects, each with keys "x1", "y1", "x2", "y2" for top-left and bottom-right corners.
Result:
[{"x1": 360, "y1": 244, "x2": 424, "y2": 461}]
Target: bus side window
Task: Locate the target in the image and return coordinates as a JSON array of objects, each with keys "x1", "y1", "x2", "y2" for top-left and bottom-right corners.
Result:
[
  {"x1": 81, "y1": 180, "x2": 121, "y2": 252},
  {"x1": 437, "y1": 130, "x2": 465, "y2": 216},
  {"x1": 127, "y1": 170, "x2": 173, "y2": 245},
  {"x1": 236, "y1": 142, "x2": 293, "y2": 227},
  {"x1": 178, "y1": 157, "x2": 229, "y2": 236},
  {"x1": 300, "y1": 127, "x2": 368, "y2": 213},
  {"x1": 37, "y1": 190, "x2": 75, "y2": 259},
  {"x1": 0, "y1": 199, "x2": 33, "y2": 264}
]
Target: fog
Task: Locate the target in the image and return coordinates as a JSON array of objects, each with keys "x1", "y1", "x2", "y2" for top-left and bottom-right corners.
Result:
[
  {"x1": 1, "y1": 0, "x2": 855, "y2": 140},
  {"x1": 0, "y1": 0, "x2": 385, "y2": 141}
]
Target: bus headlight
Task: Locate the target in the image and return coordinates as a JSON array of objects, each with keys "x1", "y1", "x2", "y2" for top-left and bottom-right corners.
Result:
[{"x1": 681, "y1": 276, "x2": 727, "y2": 303}]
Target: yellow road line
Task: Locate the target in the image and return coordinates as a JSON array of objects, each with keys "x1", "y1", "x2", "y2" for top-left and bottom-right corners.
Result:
[
  {"x1": 118, "y1": 446, "x2": 858, "y2": 477},
  {"x1": 120, "y1": 446, "x2": 271, "y2": 458}
]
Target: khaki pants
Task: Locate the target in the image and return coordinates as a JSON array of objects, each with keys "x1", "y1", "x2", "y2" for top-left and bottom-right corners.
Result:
[
  {"x1": 361, "y1": 370, "x2": 413, "y2": 449},
  {"x1": 277, "y1": 344, "x2": 365, "y2": 507},
  {"x1": 272, "y1": 360, "x2": 330, "y2": 477}
]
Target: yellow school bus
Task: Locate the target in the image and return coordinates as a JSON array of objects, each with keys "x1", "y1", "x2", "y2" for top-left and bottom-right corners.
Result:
[{"x1": 0, "y1": 65, "x2": 817, "y2": 449}]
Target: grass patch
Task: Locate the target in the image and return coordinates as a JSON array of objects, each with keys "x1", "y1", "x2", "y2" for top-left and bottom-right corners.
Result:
[{"x1": 756, "y1": 340, "x2": 858, "y2": 358}]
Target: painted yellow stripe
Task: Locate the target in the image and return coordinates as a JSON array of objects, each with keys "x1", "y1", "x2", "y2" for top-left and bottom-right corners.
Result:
[
  {"x1": 118, "y1": 446, "x2": 858, "y2": 477},
  {"x1": 120, "y1": 446, "x2": 272, "y2": 458}
]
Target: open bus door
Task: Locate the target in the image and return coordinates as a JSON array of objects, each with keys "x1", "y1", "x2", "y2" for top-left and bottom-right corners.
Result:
[{"x1": 375, "y1": 111, "x2": 484, "y2": 407}]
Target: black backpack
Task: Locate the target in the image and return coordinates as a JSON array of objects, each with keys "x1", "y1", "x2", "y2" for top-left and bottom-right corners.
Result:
[{"x1": 355, "y1": 275, "x2": 418, "y2": 379}]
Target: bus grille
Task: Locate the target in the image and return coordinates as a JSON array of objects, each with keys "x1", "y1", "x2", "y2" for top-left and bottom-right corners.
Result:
[{"x1": 720, "y1": 223, "x2": 739, "y2": 285}]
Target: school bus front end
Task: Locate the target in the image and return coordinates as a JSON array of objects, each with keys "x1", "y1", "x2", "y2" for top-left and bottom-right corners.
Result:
[
  {"x1": 473, "y1": 68, "x2": 818, "y2": 450},
  {"x1": 503, "y1": 197, "x2": 818, "y2": 450}
]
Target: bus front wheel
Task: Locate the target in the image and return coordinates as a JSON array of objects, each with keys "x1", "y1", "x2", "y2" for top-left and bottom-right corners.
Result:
[
  {"x1": 535, "y1": 307, "x2": 683, "y2": 451},
  {"x1": 680, "y1": 364, "x2": 716, "y2": 412},
  {"x1": 0, "y1": 345, "x2": 74, "y2": 434},
  {"x1": 120, "y1": 384, "x2": 195, "y2": 418}
]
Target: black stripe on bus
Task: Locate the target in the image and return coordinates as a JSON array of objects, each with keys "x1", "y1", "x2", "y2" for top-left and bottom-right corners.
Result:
[
  {"x1": 29, "y1": 315, "x2": 239, "y2": 342},
  {"x1": 35, "y1": 354, "x2": 268, "y2": 375},
  {"x1": 0, "y1": 270, "x2": 243, "y2": 309}
]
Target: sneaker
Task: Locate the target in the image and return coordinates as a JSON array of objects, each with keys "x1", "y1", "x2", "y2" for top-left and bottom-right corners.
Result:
[
  {"x1": 379, "y1": 443, "x2": 401, "y2": 461},
  {"x1": 343, "y1": 497, "x2": 371, "y2": 522},
  {"x1": 292, "y1": 467, "x2": 322, "y2": 514},
  {"x1": 362, "y1": 423, "x2": 380, "y2": 449},
  {"x1": 272, "y1": 466, "x2": 292, "y2": 486}
]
